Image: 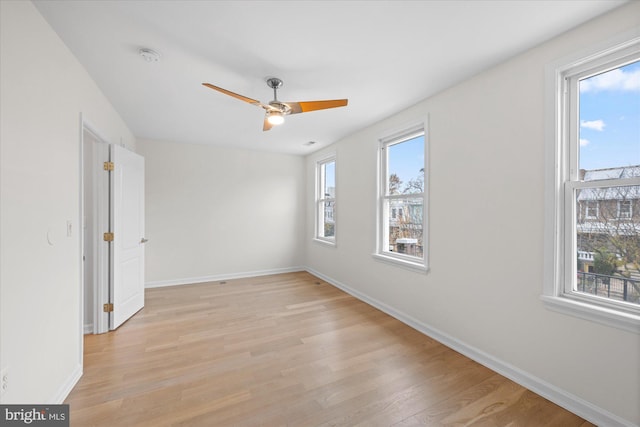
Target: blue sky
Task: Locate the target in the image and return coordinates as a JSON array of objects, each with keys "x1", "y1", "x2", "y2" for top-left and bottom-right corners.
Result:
[
  {"x1": 579, "y1": 60, "x2": 640, "y2": 171},
  {"x1": 388, "y1": 135, "x2": 424, "y2": 189},
  {"x1": 324, "y1": 160, "x2": 335, "y2": 190}
]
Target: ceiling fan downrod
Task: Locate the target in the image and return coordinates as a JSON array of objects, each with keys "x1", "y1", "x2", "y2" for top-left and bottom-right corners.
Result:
[{"x1": 266, "y1": 77, "x2": 284, "y2": 102}]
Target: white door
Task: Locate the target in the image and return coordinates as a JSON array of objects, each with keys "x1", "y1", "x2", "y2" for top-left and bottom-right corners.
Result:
[{"x1": 110, "y1": 144, "x2": 145, "y2": 330}]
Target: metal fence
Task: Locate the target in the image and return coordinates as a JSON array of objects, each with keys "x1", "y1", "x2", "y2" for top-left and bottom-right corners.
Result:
[{"x1": 576, "y1": 271, "x2": 640, "y2": 304}]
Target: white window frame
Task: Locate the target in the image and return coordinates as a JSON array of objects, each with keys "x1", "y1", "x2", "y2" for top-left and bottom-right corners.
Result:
[
  {"x1": 314, "y1": 155, "x2": 336, "y2": 245},
  {"x1": 543, "y1": 35, "x2": 640, "y2": 334},
  {"x1": 374, "y1": 121, "x2": 428, "y2": 272}
]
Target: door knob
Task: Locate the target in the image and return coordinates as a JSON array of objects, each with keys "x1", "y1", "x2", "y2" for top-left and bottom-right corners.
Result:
[{"x1": 140, "y1": 238, "x2": 149, "y2": 244}]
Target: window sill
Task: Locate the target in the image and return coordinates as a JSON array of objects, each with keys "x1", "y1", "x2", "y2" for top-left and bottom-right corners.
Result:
[
  {"x1": 540, "y1": 295, "x2": 640, "y2": 334},
  {"x1": 313, "y1": 238, "x2": 336, "y2": 248},
  {"x1": 372, "y1": 253, "x2": 428, "y2": 273}
]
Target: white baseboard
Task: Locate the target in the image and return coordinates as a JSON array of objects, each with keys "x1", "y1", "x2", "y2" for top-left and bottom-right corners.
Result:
[
  {"x1": 83, "y1": 323, "x2": 93, "y2": 334},
  {"x1": 145, "y1": 266, "x2": 305, "y2": 288},
  {"x1": 51, "y1": 363, "x2": 82, "y2": 404},
  {"x1": 305, "y1": 267, "x2": 636, "y2": 427}
]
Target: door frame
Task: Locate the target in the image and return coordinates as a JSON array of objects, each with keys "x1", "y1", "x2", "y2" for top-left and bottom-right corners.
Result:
[{"x1": 80, "y1": 114, "x2": 111, "y2": 335}]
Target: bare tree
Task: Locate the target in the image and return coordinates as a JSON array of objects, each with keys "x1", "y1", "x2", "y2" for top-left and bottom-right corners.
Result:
[
  {"x1": 403, "y1": 168, "x2": 424, "y2": 194},
  {"x1": 389, "y1": 173, "x2": 402, "y2": 195}
]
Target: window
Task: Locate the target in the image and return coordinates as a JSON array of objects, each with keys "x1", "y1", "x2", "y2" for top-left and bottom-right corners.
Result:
[
  {"x1": 375, "y1": 124, "x2": 427, "y2": 270},
  {"x1": 617, "y1": 200, "x2": 632, "y2": 219},
  {"x1": 544, "y1": 38, "x2": 640, "y2": 332},
  {"x1": 584, "y1": 201, "x2": 599, "y2": 219},
  {"x1": 315, "y1": 156, "x2": 336, "y2": 244}
]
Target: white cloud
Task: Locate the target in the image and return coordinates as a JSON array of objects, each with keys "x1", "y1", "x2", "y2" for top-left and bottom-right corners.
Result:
[
  {"x1": 580, "y1": 119, "x2": 605, "y2": 131},
  {"x1": 580, "y1": 138, "x2": 590, "y2": 147},
  {"x1": 580, "y1": 68, "x2": 640, "y2": 93}
]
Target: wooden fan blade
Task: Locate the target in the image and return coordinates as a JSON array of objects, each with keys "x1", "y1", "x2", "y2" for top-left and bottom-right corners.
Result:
[
  {"x1": 263, "y1": 116, "x2": 273, "y2": 131},
  {"x1": 285, "y1": 99, "x2": 348, "y2": 114},
  {"x1": 202, "y1": 83, "x2": 262, "y2": 106}
]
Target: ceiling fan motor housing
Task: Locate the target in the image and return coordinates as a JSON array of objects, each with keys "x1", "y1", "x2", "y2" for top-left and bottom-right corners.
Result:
[{"x1": 270, "y1": 101, "x2": 291, "y2": 115}]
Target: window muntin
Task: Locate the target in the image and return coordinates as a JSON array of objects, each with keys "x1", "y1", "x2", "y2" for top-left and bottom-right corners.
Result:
[
  {"x1": 377, "y1": 126, "x2": 427, "y2": 268},
  {"x1": 316, "y1": 157, "x2": 336, "y2": 243},
  {"x1": 562, "y1": 52, "x2": 640, "y2": 313}
]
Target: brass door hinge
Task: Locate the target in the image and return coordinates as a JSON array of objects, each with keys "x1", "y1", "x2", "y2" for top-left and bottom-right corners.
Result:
[
  {"x1": 103, "y1": 232, "x2": 114, "y2": 242},
  {"x1": 103, "y1": 303, "x2": 114, "y2": 313},
  {"x1": 103, "y1": 161, "x2": 114, "y2": 171}
]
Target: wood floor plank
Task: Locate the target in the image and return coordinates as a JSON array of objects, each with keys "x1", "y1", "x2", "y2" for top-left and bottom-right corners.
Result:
[{"x1": 65, "y1": 272, "x2": 594, "y2": 426}]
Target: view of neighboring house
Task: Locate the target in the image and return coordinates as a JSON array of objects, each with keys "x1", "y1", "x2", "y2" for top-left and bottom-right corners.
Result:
[
  {"x1": 576, "y1": 165, "x2": 640, "y2": 303},
  {"x1": 388, "y1": 198, "x2": 423, "y2": 256},
  {"x1": 323, "y1": 186, "x2": 335, "y2": 237}
]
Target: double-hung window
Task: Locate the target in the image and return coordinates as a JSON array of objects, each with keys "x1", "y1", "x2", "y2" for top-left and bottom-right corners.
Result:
[
  {"x1": 375, "y1": 124, "x2": 427, "y2": 271},
  {"x1": 315, "y1": 156, "x2": 336, "y2": 244},
  {"x1": 545, "y1": 37, "x2": 640, "y2": 332}
]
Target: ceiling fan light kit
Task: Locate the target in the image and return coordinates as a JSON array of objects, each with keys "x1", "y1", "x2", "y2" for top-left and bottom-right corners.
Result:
[
  {"x1": 266, "y1": 110, "x2": 285, "y2": 125},
  {"x1": 202, "y1": 77, "x2": 348, "y2": 131}
]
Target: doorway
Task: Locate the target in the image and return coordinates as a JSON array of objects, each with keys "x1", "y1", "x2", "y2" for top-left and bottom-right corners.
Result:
[{"x1": 82, "y1": 126, "x2": 110, "y2": 334}]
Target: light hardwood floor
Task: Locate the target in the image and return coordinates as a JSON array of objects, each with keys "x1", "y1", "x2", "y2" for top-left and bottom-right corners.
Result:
[{"x1": 66, "y1": 272, "x2": 593, "y2": 426}]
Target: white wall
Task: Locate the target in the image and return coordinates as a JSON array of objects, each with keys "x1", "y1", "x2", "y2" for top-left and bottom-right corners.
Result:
[
  {"x1": 305, "y1": 3, "x2": 639, "y2": 426},
  {"x1": 137, "y1": 139, "x2": 305, "y2": 286},
  {"x1": 0, "y1": 1, "x2": 135, "y2": 403}
]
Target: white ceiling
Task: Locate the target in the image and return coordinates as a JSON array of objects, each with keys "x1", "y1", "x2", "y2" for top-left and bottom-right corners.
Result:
[{"x1": 34, "y1": 0, "x2": 625, "y2": 155}]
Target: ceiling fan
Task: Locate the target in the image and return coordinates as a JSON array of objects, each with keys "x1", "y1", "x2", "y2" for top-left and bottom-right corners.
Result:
[{"x1": 202, "y1": 78, "x2": 348, "y2": 131}]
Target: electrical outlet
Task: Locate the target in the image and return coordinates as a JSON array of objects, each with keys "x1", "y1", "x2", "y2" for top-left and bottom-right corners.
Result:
[{"x1": 1, "y1": 368, "x2": 8, "y2": 396}]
